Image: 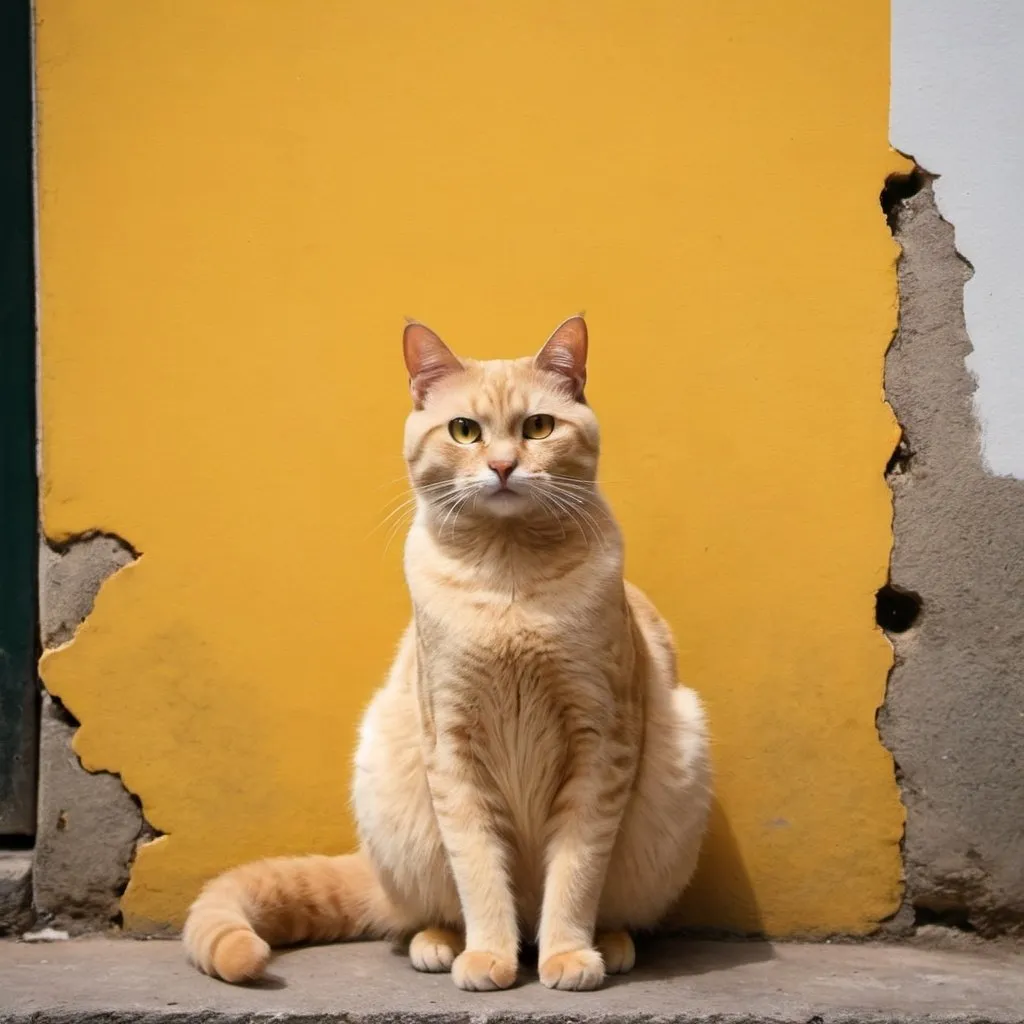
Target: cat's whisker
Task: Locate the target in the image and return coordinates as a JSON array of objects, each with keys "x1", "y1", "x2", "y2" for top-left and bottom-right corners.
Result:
[
  {"x1": 380, "y1": 483, "x2": 458, "y2": 516},
  {"x1": 543, "y1": 481, "x2": 607, "y2": 513},
  {"x1": 546, "y1": 473, "x2": 625, "y2": 487},
  {"x1": 372, "y1": 481, "x2": 465, "y2": 544},
  {"x1": 433, "y1": 483, "x2": 476, "y2": 522},
  {"x1": 431, "y1": 485, "x2": 478, "y2": 508},
  {"x1": 571, "y1": 507, "x2": 610, "y2": 552},
  {"x1": 542, "y1": 479, "x2": 603, "y2": 500},
  {"x1": 541, "y1": 482, "x2": 605, "y2": 508},
  {"x1": 382, "y1": 510, "x2": 416, "y2": 556},
  {"x1": 381, "y1": 486, "x2": 470, "y2": 554},
  {"x1": 537, "y1": 486, "x2": 594, "y2": 549},
  {"x1": 441, "y1": 487, "x2": 480, "y2": 538},
  {"x1": 446, "y1": 498, "x2": 473, "y2": 539},
  {"x1": 384, "y1": 478, "x2": 459, "y2": 500},
  {"x1": 549, "y1": 492, "x2": 605, "y2": 520},
  {"x1": 378, "y1": 495, "x2": 418, "y2": 518},
  {"x1": 368, "y1": 504, "x2": 417, "y2": 542},
  {"x1": 376, "y1": 474, "x2": 415, "y2": 490},
  {"x1": 377, "y1": 483, "x2": 452, "y2": 518},
  {"x1": 539, "y1": 484, "x2": 609, "y2": 550},
  {"x1": 418, "y1": 479, "x2": 465, "y2": 493},
  {"x1": 529, "y1": 486, "x2": 568, "y2": 542},
  {"x1": 371, "y1": 494, "x2": 441, "y2": 538}
]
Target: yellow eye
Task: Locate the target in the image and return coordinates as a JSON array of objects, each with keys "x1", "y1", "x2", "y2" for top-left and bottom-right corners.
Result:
[
  {"x1": 448, "y1": 417, "x2": 482, "y2": 444},
  {"x1": 522, "y1": 414, "x2": 555, "y2": 440}
]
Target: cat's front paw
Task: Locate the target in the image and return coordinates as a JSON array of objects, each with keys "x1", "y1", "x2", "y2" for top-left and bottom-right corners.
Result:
[
  {"x1": 409, "y1": 928, "x2": 464, "y2": 973},
  {"x1": 539, "y1": 947, "x2": 605, "y2": 991},
  {"x1": 451, "y1": 949, "x2": 517, "y2": 991}
]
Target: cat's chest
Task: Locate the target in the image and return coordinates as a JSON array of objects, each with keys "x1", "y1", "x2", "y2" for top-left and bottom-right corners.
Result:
[
  {"x1": 431, "y1": 622, "x2": 597, "y2": 737},
  {"x1": 420, "y1": 605, "x2": 595, "y2": 791}
]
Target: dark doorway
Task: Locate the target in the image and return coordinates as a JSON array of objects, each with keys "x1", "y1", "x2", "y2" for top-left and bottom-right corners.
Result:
[{"x1": 0, "y1": 0, "x2": 39, "y2": 839}]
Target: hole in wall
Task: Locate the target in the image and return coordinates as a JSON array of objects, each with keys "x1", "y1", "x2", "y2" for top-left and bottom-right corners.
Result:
[
  {"x1": 886, "y1": 435, "x2": 914, "y2": 477},
  {"x1": 914, "y1": 905, "x2": 976, "y2": 933},
  {"x1": 880, "y1": 167, "x2": 929, "y2": 230},
  {"x1": 876, "y1": 584, "x2": 923, "y2": 634}
]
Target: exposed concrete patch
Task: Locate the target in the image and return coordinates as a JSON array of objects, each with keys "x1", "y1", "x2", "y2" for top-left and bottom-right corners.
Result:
[
  {"x1": 33, "y1": 694, "x2": 144, "y2": 932},
  {"x1": 0, "y1": 852, "x2": 33, "y2": 936},
  {"x1": 34, "y1": 534, "x2": 150, "y2": 934},
  {"x1": 40, "y1": 534, "x2": 138, "y2": 649},
  {"x1": 878, "y1": 183, "x2": 1024, "y2": 936}
]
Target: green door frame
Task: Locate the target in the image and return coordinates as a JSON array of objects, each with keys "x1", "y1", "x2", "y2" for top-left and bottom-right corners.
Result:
[{"x1": 0, "y1": 0, "x2": 39, "y2": 837}]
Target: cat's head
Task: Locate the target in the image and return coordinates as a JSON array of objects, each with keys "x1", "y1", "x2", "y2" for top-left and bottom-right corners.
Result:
[{"x1": 402, "y1": 316, "x2": 600, "y2": 524}]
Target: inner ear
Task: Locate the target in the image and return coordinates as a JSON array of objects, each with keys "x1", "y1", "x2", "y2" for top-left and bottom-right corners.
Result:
[
  {"x1": 535, "y1": 315, "x2": 588, "y2": 400},
  {"x1": 403, "y1": 321, "x2": 463, "y2": 408}
]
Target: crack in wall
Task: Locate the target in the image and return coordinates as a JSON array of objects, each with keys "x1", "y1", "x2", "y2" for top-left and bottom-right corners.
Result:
[
  {"x1": 877, "y1": 166, "x2": 1024, "y2": 937},
  {"x1": 34, "y1": 531, "x2": 163, "y2": 933}
]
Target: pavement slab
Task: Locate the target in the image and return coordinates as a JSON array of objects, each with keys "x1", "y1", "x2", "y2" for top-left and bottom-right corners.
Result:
[{"x1": 1, "y1": 936, "x2": 1022, "y2": 1023}]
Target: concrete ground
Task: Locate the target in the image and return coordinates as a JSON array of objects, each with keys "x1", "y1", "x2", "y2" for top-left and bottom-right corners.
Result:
[{"x1": 1, "y1": 937, "x2": 1022, "y2": 1023}]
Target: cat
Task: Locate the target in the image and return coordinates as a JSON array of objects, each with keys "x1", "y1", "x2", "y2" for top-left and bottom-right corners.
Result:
[{"x1": 183, "y1": 315, "x2": 711, "y2": 992}]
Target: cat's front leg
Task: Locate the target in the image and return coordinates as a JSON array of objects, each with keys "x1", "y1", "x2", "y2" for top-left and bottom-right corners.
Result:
[
  {"x1": 537, "y1": 712, "x2": 636, "y2": 992},
  {"x1": 425, "y1": 731, "x2": 519, "y2": 991}
]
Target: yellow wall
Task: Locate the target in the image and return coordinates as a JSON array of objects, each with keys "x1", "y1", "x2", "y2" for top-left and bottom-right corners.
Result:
[{"x1": 36, "y1": 0, "x2": 905, "y2": 935}]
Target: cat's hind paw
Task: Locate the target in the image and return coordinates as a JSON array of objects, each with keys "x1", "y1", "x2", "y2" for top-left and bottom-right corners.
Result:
[
  {"x1": 409, "y1": 928, "x2": 464, "y2": 973},
  {"x1": 596, "y1": 931, "x2": 635, "y2": 974}
]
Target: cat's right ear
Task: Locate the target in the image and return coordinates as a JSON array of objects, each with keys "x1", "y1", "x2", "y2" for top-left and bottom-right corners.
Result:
[{"x1": 403, "y1": 321, "x2": 463, "y2": 408}]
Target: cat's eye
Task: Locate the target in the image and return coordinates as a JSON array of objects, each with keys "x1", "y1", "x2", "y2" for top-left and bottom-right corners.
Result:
[
  {"x1": 448, "y1": 417, "x2": 482, "y2": 444},
  {"x1": 522, "y1": 414, "x2": 555, "y2": 440}
]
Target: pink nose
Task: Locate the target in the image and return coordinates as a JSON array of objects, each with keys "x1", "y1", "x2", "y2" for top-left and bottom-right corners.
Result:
[{"x1": 488, "y1": 460, "x2": 517, "y2": 486}]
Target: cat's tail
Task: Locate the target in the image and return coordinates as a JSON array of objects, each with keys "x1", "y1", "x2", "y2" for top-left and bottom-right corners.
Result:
[{"x1": 182, "y1": 852, "x2": 397, "y2": 983}]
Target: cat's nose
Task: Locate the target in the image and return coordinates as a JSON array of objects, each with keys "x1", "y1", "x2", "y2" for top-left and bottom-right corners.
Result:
[{"x1": 488, "y1": 459, "x2": 518, "y2": 486}]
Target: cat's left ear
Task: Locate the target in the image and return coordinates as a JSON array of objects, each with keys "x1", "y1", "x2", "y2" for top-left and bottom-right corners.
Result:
[{"x1": 535, "y1": 315, "x2": 588, "y2": 401}]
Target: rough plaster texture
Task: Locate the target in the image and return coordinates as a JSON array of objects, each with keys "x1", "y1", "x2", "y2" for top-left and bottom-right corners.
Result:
[
  {"x1": 0, "y1": 853, "x2": 32, "y2": 936},
  {"x1": 879, "y1": 186, "x2": 1024, "y2": 935},
  {"x1": 34, "y1": 536, "x2": 144, "y2": 932},
  {"x1": 3, "y1": 937, "x2": 1024, "y2": 1024},
  {"x1": 891, "y1": 0, "x2": 1024, "y2": 478}
]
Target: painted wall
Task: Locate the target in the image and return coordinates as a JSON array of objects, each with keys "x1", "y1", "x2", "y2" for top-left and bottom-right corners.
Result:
[
  {"x1": 891, "y1": 0, "x2": 1024, "y2": 479},
  {"x1": 36, "y1": 1, "x2": 904, "y2": 935}
]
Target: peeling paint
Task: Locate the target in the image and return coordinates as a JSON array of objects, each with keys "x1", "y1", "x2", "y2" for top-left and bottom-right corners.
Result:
[
  {"x1": 879, "y1": 181, "x2": 1024, "y2": 936},
  {"x1": 40, "y1": 532, "x2": 138, "y2": 648},
  {"x1": 34, "y1": 532, "x2": 150, "y2": 933}
]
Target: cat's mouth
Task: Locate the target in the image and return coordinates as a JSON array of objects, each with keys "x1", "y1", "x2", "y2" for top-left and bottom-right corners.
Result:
[
  {"x1": 480, "y1": 475, "x2": 521, "y2": 496},
  {"x1": 483, "y1": 483, "x2": 521, "y2": 500},
  {"x1": 479, "y1": 482, "x2": 530, "y2": 515}
]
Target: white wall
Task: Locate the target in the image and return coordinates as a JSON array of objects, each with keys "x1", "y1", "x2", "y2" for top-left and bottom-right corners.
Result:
[{"x1": 891, "y1": 0, "x2": 1024, "y2": 479}]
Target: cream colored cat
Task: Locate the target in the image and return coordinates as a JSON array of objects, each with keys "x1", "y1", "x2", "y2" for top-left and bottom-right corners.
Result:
[{"x1": 183, "y1": 316, "x2": 711, "y2": 992}]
